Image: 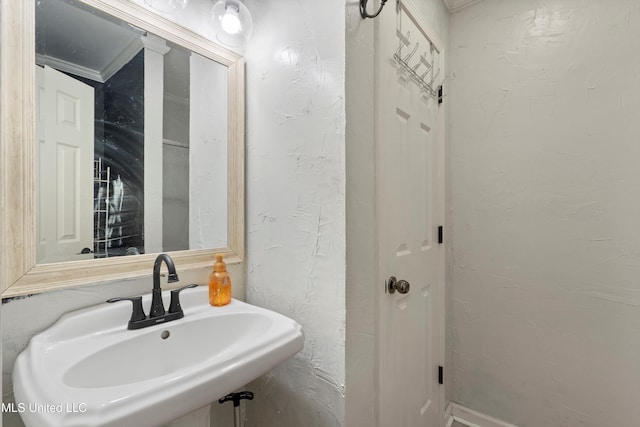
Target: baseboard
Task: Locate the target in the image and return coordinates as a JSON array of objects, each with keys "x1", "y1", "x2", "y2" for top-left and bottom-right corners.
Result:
[
  {"x1": 445, "y1": 403, "x2": 518, "y2": 427},
  {"x1": 444, "y1": 402, "x2": 454, "y2": 427}
]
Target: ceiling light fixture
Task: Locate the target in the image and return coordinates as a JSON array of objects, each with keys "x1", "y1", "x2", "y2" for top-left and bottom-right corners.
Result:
[{"x1": 211, "y1": 0, "x2": 253, "y2": 50}]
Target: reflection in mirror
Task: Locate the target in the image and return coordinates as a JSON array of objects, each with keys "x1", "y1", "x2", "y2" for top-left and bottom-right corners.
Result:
[{"x1": 35, "y1": 0, "x2": 228, "y2": 263}]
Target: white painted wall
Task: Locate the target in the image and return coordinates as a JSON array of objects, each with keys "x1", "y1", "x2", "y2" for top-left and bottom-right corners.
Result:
[
  {"x1": 345, "y1": 5, "x2": 377, "y2": 426},
  {"x1": 449, "y1": 1, "x2": 640, "y2": 425},
  {"x1": 241, "y1": 0, "x2": 346, "y2": 425},
  {"x1": 189, "y1": 53, "x2": 227, "y2": 250},
  {"x1": 163, "y1": 49, "x2": 190, "y2": 252},
  {"x1": 143, "y1": 34, "x2": 170, "y2": 254},
  {"x1": 163, "y1": 142, "x2": 190, "y2": 251}
]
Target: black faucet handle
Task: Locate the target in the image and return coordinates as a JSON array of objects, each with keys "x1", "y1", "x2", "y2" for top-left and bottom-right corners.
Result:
[
  {"x1": 107, "y1": 296, "x2": 146, "y2": 322},
  {"x1": 168, "y1": 284, "x2": 198, "y2": 314}
]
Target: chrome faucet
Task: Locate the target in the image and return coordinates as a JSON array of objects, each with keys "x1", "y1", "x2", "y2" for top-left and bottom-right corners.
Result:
[{"x1": 108, "y1": 253, "x2": 197, "y2": 330}]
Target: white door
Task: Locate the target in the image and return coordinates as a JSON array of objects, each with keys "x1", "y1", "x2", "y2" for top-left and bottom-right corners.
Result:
[
  {"x1": 376, "y1": 1, "x2": 445, "y2": 425},
  {"x1": 36, "y1": 65, "x2": 94, "y2": 263}
]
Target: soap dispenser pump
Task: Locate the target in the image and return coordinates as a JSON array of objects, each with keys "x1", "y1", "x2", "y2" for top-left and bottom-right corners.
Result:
[{"x1": 209, "y1": 254, "x2": 232, "y2": 306}]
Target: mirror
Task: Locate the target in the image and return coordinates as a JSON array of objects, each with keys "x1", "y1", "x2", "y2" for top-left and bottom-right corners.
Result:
[
  {"x1": 36, "y1": 0, "x2": 228, "y2": 262},
  {"x1": 0, "y1": 0, "x2": 244, "y2": 297}
]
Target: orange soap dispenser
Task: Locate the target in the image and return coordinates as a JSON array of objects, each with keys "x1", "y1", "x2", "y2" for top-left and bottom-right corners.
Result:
[{"x1": 209, "y1": 254, "x2": 232, "y2": 306}]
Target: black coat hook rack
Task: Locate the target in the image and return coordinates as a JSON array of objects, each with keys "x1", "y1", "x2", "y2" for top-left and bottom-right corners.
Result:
[{"x1": 360, "y1": 0, "x2": 388, "y2": 19}]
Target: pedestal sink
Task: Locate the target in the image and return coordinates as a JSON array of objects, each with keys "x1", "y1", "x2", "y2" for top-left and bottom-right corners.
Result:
[{"x1": 12, "y1": 286, "x2": 304, "y2": 427}]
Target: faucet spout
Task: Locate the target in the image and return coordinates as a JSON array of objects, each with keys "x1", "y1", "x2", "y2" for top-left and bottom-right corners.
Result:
[
  {"x1": 153, "y1": 253, "x2": 179, "y2": 290},
  {"x1": 150, "y1": 254, "x2": 180, "y2": 317}
]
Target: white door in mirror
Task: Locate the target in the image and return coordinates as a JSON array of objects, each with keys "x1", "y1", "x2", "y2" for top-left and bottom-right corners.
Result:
[
  {"x1": 12, "y1": 286, "x2": 304, "y2": 427},
  {"x1": 36, "y1": 65, "x2": 94, "y2": 264}
]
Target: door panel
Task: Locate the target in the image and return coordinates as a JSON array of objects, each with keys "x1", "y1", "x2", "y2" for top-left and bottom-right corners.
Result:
[
  {"x1": 37, "y1": 66, "x2": 94, "y2": 263},
  {"x1": 376, "y1": 0, "x2": 444, "y2": 425}
]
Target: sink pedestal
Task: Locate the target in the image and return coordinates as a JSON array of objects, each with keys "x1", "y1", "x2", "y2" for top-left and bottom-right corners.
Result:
[{"x1": 165, "y1": 405, "x2": 210, "y2": 427}]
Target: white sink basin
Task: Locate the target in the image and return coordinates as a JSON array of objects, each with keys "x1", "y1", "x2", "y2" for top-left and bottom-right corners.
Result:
[{"x1": 13, "y1": 286, "x2": 304, "y2": 427}]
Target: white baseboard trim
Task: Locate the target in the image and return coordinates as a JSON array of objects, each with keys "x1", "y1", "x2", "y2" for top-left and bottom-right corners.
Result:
[
  {"x1": 444, "y1": 402, "x2": 454, "y2": 427},
  {"x1": 445, "y1": 403, "x2": 518, "y2": 427}
]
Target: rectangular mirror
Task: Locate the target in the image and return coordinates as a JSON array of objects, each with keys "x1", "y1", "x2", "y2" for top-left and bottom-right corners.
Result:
[
  {"x1": 36, "y1": 0, "x2": 229, "y2": 262},
  {"x1": 0, "y1": 0, "x2": 245, "y2": 297}
]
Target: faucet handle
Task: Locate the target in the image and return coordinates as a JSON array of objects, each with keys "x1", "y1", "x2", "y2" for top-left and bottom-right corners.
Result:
[
  {"x1": 107, "y1": 296, "x2": 146, "y2": 323},
  {"x1": 168, "y1": 284, "x2": 198, "y2": 314}
]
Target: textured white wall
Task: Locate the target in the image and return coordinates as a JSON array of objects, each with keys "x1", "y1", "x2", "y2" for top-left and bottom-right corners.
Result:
[
  {"x1": 449, "y1": 1, "x2": 640, "y2": 425},
  {"x1": 241, "y1": 0, "x2": 346, "y2": 425}
]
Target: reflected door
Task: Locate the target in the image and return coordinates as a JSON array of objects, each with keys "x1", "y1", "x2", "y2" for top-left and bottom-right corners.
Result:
[{"x1": 36, "y1": 65, "x2": 94, "y2": 263}]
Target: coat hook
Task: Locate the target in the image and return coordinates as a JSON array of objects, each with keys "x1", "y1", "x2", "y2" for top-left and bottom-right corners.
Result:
[
  {"x1": 360, "y1": 0, "x2": 388, "y2": 19},
  {"x1": 417, "y1": 54, "x2": 432, "y2": 77},
  {"x1": 413, "y1": 53, "x2": 429, "y2": 72},
  {"x1": 403, "y1": 42, "x2": 419, "y2": 63},
  {"x1": 395, "y1": 30, "x2": 410, "y2": 58}
]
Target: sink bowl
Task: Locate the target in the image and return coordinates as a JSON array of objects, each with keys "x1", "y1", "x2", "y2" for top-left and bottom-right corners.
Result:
[{"x1": 13, "y1": 286, "x2": 304, "y2": 427}]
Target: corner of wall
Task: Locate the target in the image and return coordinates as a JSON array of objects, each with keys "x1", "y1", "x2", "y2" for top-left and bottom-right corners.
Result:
[
  {"x1": 242, "y1": 0, "x2": 346, "y2": 425},
  {"x1": 345, "y1": 1, "x2": 377, "y2": 426}
]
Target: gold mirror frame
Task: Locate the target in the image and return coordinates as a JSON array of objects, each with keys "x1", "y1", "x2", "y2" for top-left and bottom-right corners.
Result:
[{"x1": 0, "y1": 0, "x2": 245, "y2": 298}]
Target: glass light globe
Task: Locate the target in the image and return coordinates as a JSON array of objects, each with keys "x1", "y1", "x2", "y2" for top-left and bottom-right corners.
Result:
[
  {"x1": 211, "y1": 0, "x2": 253, "y2": 49},
  {"x1": 220, "y1": 4, "x2": 241, "y2": 34},
  {"x1": 143, "y1": 0, "x2": 188, "y2": 14}
]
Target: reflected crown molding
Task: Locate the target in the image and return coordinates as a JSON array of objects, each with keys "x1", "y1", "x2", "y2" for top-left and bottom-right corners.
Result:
[
  {"x1": 36, "y1": 37, "x2": 144, "y2": 83},
  {"x1": 443, "y1": 0, "x2": 484, "y2": 13}
]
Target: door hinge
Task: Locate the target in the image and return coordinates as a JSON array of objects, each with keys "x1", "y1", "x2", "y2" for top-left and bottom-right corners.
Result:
[
  {"x1": 438, "y1": 85, "x2": 443, "y2": 104},
  {"x1": 438, "y1": 226, "x2": 443, "y2": 244},
  {"x1": 438, "y1": 366, "x2": 444, "y2": 385}
]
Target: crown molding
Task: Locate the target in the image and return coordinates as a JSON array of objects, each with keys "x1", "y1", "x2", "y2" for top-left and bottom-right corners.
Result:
[
  {"x1": 36, "y1": 53, "x2": 103, "y2": 82},
  {"x1": 101, "y1": 37, "x2": 144, "y2": 82},
  {"x1": 443, "y1": 0, "x2": 484, "y2": 13},
  {"x1": 35, "y1": 37, "x2": 143, "y2": 83}
]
